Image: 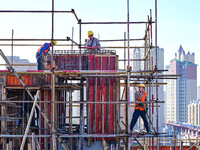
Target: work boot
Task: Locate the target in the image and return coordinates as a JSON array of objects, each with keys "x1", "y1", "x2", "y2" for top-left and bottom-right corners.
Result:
[
  {"x1": 132, "y1": 130, "x2": 140, "y2": 134},
  {"x1": 141, "y1": 130, "x2": 148, "y2": 134},
  {"x1": 148, "y1": 130, "x2": 155, "y2": 134}
]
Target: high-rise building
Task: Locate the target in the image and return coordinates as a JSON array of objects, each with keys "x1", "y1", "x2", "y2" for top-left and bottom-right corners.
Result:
[
  {"x1": 132, "y1": 48, "x2": 144, "y2": 71},
  {"x1": 6, "y1": 56, "x2": 37, "y2": 70},
  {"x1": 197, "y1": 86, "x2": 200, "y2": 100},
  {"x1": 175, "y1": 45, "x2": 195, "y2": 63},
  {"x1": 188, "y1": 99, "x2": 200, "y2": 126},
  {"x1": 166, "y1": 46, "x2": 197, "y2": 123}
]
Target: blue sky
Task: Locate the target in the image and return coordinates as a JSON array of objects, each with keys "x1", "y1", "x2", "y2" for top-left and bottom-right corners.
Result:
[{"x1": 0, "y1": 0, "x2": 200, "y2": 84}]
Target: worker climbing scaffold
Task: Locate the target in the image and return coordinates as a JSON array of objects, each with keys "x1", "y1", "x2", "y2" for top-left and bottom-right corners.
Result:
[{"x1": 130, "y1": 83, "x2": 150, "y2": 134}]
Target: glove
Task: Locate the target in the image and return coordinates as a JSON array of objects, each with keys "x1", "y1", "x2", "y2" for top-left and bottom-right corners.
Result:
[
  {"x1": 138, "y1": 103, "x2": 143, "y2": 107},
  {"x1": 145, "y1": 107, "x2": 148, "y2": 113}
]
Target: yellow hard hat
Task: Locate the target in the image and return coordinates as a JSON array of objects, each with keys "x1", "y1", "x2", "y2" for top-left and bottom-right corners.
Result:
[
  {"x1": 53, "y1": 40, "x2": 57, "y2": 45},
  {"x1": 137, "y1": 83, "x2": 145, "y2": 88},
  {"x1": 88, "y1": 31, "x2": 93, "y2": 36}
]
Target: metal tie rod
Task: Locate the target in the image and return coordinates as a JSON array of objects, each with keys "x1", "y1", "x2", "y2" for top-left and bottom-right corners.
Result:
[{"x1": 0, "y1": 49, "x2": 69, "y2": 150}]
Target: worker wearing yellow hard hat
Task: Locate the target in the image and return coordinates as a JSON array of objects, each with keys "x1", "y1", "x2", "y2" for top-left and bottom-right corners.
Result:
[
  {"x1": 130, "y1": 83, "x2": 150, "y2": 134},
  {"x1": 36, "y1": 40, "x2": 57, "y2": 70},
  {"x1": 88, "y1": 31, "x2": 94, "y2": 37},
  {"x1": 53, "y1": 40, "x2": 57, "y2": 45},
  {"x1": 137, "y1": 83, "x2": 145, "y2": 88},
  {"x1": 86, "y1": 30, "x2": 100, "y2": 53}
]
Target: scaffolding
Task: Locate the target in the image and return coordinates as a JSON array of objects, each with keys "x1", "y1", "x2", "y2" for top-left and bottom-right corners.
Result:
[{"x1": 0, "y1": 0, "x2": 188, "y2": 150}]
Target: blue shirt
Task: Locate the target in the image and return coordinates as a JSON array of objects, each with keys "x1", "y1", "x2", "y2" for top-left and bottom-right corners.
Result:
[
  {"x1": 36, "y1": 43, "x2": 51, "y2": 59},
  {"x1": 87, "y1": 37, "x2": 100, "y2": 51}
]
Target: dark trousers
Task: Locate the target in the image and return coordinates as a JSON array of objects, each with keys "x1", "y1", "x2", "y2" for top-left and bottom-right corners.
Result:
[
  {"x1": 37, "y1": 57, "x2": 42, "y2": 70},
  {"x1": 130, "y1": 109, "x2": 149, "y2": 132}
]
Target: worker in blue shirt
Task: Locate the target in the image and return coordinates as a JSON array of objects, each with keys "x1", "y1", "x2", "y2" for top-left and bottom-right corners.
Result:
[
  {"x1": 36, "y1": 40, "x2": 57, "y2": 70},
  {"x1": 87, "y1": 31, "x2": 100, "y2": 53}
]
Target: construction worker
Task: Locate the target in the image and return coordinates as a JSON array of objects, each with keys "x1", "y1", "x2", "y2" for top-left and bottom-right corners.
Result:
[
  {"x1": 36, "y1": 40, "x2": 57, "y2": 70},
  {"x1": 87, "y1": 31, "x2": 100, "y2": 53},
  {"x1": 130, "y1": 83, "x2": 150, "y2": 133}
]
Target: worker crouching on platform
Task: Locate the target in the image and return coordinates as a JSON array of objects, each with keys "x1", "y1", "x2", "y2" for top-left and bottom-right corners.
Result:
[
  {"x1": 130, "y1": 83, "x2": 150, "y2": 134},
  {"x1": 36, "y1": 40, "x2": 57, "y2": 70},
  {"x1": 87, "y1": 31, "x2": 100, "y2": 53}
]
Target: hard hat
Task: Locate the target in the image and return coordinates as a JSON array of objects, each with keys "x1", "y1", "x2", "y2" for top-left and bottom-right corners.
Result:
[
  {"x1": 137, "y1": 83, "x2": 145, "y2": 88},
  {"x1": 88, "y1": 31, "x2": 93, "y2": 36},
  {"x1": 53, "y1": 40, "x2": 57, "y2": 45}
]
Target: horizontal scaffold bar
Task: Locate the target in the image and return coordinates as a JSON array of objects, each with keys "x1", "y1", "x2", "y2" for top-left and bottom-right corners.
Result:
[
  {"x1": 0, "y1": 100, "x2": 165, "y2": 104},
  {"x1": 0, "y1": 10, "x2": 73, "y2": 13},
  {"x1": 0, "y1": 44, "x2": 73, "y2": 47},
  {"x1": 0, "y1": 134, "x2": 172, "y2": 138},
  {"x1": 0, "y1": 38, "x2": 69, "y2": 41},
  {"x1": 0, "y1": 64, "x2": 37, "y2": 66},
  {"x1": 80, "y1": 21, "x2": 155, "y2": 24},
  {"x1": 81, "y1": 46, "x2": 155, "y2": 49},
  {"x1": 0, "y1": 69, "x2": 172, "y2": 75}
]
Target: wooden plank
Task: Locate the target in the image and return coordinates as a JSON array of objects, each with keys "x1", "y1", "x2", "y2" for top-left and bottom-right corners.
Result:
[
  {"x1": 103, "y1": 140, "x2": 107, "y2": 150},
  {"x1": 28, "y1": 143, "x2": 32, "y2": 150},
  {"x1": 1, "y1": 84, "x2": 7, "y2": 150},
  {"x1": 52, "y1": 134, "x2": 57, "y2": 150},
  {"x1": 44, "y1": 90, "x2": 48, "y2": 150}
]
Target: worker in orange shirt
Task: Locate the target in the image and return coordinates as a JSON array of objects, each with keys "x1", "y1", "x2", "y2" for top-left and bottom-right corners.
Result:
[
  {"x1": 36, "y1": 40, "x2": 57, "y2": 70},
  {"x1": 130, "y1": 83, "x2": 149, "y2": 133}
]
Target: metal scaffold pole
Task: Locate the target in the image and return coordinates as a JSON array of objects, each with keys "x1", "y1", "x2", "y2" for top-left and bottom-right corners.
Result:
[
  {"x1": 127, "y1": 0, "x2": 131, "y2": 149},
  {"x1": 155, "y1": 0, "x2": 160, "y2": 149},
  {"x1": 79, "y1": 78, "x2": 84, "y2": 150},
  {"x1": 51, "y1": 0, "x2": 57, "y2": 150},
  {"x1": 79, "y1": 19, "x2": 82, "y2": 70},
  {"x1": 124, "y1": 32, "x2": 126, "y2": 69},
  {"x1": 11, "y1": 29, "x2": 14, "y2": 66}
]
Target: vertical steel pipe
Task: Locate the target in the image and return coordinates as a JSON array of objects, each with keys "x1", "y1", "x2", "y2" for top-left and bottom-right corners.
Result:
[
  {"x1": 127, "y1": 1, "x2": 130, "y2": 149},
  {"x1": 11, "y1": 29, "x2": 14, "y2": 66},
  {"x1": 51, "y1": 1, "x2": 56, "y2": 150},
  {"x1": 150, "y1": 9, "x2": 153, "y2": 46},
  {"x1": 79, "y1": 19, "x2": 82, "y2": 70},
  {"x1": 124, "y1": 32, "x2": 126, "y2": 69},
  {"x1": 69, "y1": 90, "x2": 73, "y2": 150},
  {"x1": 79, "y1": 78, "x2": 84, "y2": 150},
  {"x1": 71, "y1": 27, "x2": 74, "y2": 53},
  {"x1": 155, "y1": 0, "x2": 159, "y2": 149}
]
